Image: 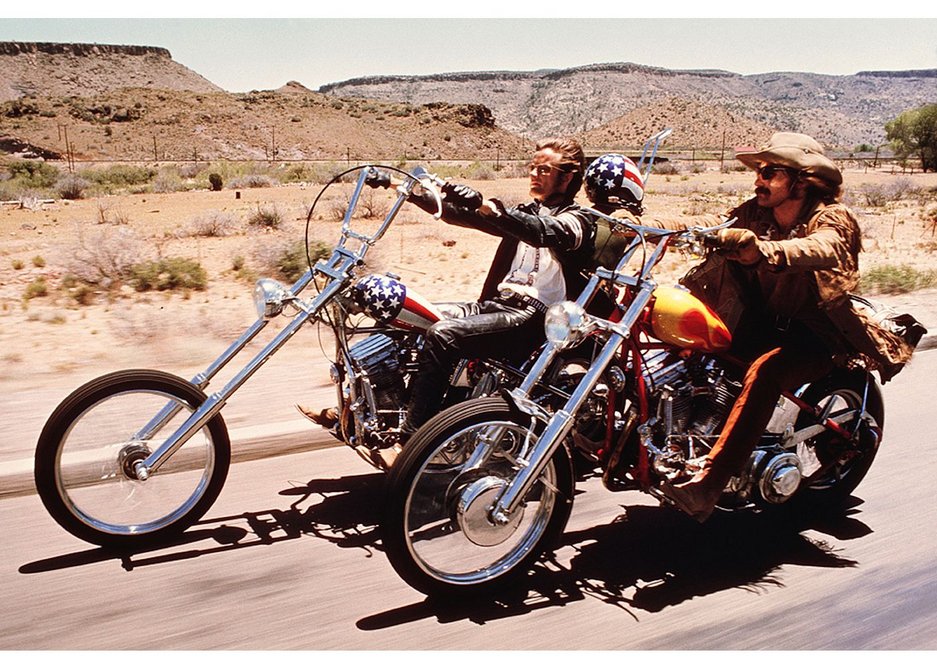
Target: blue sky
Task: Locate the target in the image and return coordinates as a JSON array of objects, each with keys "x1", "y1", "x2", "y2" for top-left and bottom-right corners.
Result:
[{"x1": 2, "y1": 11, "x2": 936, "y2": 93}]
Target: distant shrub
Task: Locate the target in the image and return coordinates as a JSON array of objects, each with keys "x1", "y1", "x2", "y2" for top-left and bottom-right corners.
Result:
[
  {"x1": 228, "y1": 174, "x2": 279, "y2": 189},
  {"x1": 247, "y1": 204, "x2": 284, "y2": 229},
  {"x1": 359, "y1": 189, "x2": 389, "y2": 219},
  {"x1": 208, "y1": 173, "x2": 223, "y2": 191},
  {"x1": 178, "y1": 163, "x2": 202, "y2": 179},
  {"x1": 61, "y1": 274, "x2": 97, "y2": 305},
  {"x1": 6, "y1": 160, "x2": 59, "y2": 189},
  {"x1": 81, "y1": 164, "x2": 156, "y2": 190},
  {"x1": 281, "y1": 163, "x2": 337, "y2": 184},
  {"x1": 183, "y1": 211, "x2": 241, "y2": 237},
  {"x1": 3, "y1": 99, "x2": 41, "y2": 118},
  {"x1": 66, "y1": 226, "x2": 144, "y2": 288},
  {"x1": 327, "y1": 197, "x2": 350, "y2": 221},
  {"x1": 11, "y1": 259, "x2": 24, "y2": 270},
  {"x1": 151, "y1": 171, "x2": 185, "y2": 193},
  {"x1": 464, "y1": 161, "x2": 497, "y2": 180},
  {"x1": 860, "y1": 264, "x2": 937, "y2": 294},
  {"x1": 56, "y1": 174, "x2": 91, "y2": 199},
  {"x1": 499, "y1": 161, "x2": 529, "y2": 178},
  {"x1": 23, "y1": 277, "x2": 48, "y2": 300},
  {"x1": 129, "y1": 257, "x2": 208, "y2": 292},
  {"x1": 96, "y1": 202, "x2": 130, "y2": 225},
  {"x1": 327, "y1": 189, "x2": 389, "y2": 221},
  {"x1": 31, "y1": 255, "x2": 46, "y2": 268},
  {"x1": 854, "y1": 178, "x2": 919, "y2": 208},
  {"x1": 255, "y1": 239, "x2": 330, "y2": 283}
]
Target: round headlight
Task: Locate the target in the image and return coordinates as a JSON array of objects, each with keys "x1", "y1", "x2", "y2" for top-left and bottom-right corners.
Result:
[
  {"x1": 253, "y1": 278, "x2": 289, "y2": 320},
  {"x1": 545, "y1": 301, "x2": 587, "y2": 348}
]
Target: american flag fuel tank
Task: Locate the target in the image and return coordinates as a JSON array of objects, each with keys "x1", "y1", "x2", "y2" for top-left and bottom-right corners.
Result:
[{"x1": 352, "y1": 274, "x2": 443, "y2": 332}]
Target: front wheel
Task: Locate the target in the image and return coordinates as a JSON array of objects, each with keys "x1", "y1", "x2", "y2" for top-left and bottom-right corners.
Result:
[
  {"x1": 381, "y1": 397, "x2": 574, "y2": 598},
  {"x1": 35, "y1": 369, "x2": 231, "y2": 548}
]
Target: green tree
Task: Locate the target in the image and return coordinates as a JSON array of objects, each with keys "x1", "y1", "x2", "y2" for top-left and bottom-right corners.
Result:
[{"x1": 885, "y1": 104, "x2": 937, "y2": 172}]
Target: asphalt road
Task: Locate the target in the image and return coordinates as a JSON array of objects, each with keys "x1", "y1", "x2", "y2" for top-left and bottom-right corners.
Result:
[{"x1": 1, "y1": 349, "x2": 935, "y2": 650}]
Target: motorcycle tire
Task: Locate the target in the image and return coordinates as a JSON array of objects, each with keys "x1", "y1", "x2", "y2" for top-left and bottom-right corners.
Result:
[
  {"x1": 381, "y1": 397, "x2": 574, "y2": 598},
  {"x1": 35, "y1": 369, "x2": 231, "y2": 548},
  {"x1": 795, "y1": 368, "x2": 884, "y2": 504}
]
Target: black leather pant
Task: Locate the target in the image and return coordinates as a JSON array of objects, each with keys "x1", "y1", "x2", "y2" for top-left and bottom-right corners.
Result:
[{"x1": 402, "y1": 298, "x2": 546, "y2": 433}]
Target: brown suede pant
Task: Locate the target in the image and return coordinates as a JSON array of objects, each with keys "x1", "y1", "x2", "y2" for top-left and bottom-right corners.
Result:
[{"x1": 706, "y1": 322, "x2": 835, "y2": 478}]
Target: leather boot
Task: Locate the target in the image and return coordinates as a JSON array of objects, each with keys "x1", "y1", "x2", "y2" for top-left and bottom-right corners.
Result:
[
  {"x1": 296, "y1": 405, "x2": 339, "y2": 429},
  {"x1": 399, "y1": 367, "x2": 448, "y2": 435},
  {"x1": 662, "y1": 462, "x2": 731, "y2": 523}
]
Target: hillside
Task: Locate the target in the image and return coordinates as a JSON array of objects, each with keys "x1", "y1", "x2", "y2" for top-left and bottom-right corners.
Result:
[
  {"x1": 320, "y1": 62, "x2": 937, "y2": 149},
  {"x1": 0, "y1": 42, "x2": 222, "y2": 100},
  {"x1": 581, "y1": 97, "x2": 777, "y2": 152},
  {"x1": 0, "y1": 87, "x2": 529, "y2": 162}
]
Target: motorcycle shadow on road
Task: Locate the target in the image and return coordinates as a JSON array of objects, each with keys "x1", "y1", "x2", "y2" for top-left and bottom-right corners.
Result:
[
  {"x1": 357, "y1": 495, "x2": 872, "y2": 629},
  {"x1": 19, "y1": 471, "x2": 387, "y2": 575}
]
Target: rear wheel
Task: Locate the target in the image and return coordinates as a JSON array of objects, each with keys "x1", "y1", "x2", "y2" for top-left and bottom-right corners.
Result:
[
  {"x1": 381, "y1": 397, "x2": 574, "y2": 598},
  {"x1": 35, "y1": 369, "x2": 230, "y2": 548},
  {"x1": 795, "y1": 369, "x2": 884, "y2": 504}
]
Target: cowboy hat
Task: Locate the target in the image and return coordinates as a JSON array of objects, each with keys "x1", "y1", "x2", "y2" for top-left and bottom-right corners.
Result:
[{"x1": 736, "y1": 132, "x2": 842, "y2": 186}]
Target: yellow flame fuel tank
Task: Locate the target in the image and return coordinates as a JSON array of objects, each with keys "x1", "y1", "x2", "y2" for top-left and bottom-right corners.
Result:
[{"x1": 646, "y1": 286, "x2": 732, "y2": 353}]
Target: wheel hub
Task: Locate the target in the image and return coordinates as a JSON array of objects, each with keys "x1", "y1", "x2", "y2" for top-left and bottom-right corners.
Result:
[
  {"x1": 456, "y1": 475, "x2": 524, "y2": 547},
  {"x1": 119, "y1": 442, "x2": 152, "y2": 480},
  {"x1": 758, "y1": 452, "x2": 802, "y2": 503}
]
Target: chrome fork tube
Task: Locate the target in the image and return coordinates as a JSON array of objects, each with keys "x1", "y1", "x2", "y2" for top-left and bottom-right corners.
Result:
[{"x1": 491, "y1": 283, "x2": 656, "y2": 519}]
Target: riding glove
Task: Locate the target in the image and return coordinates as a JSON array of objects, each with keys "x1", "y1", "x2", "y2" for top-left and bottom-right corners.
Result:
[
  {"x1": 364, "y1": 168, "x2": 391, "y2": 189},
  {"x1": 714, "y1": 228, "x2": 763, "y2": 265},
  {"x1": 442, "y1": 182, "x2": 484, "y2": 210}
]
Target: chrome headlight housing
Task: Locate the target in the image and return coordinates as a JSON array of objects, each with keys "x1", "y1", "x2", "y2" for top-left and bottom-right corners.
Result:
[
  {"x1": 545, "y1": 301, "x2": 589, "y2": 349},
  {"x1": 253, "y1": 278, "x2": 291, "y2": 320}
]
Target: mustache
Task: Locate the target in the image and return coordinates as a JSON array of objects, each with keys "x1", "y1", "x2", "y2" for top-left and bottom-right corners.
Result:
[{"x1": 755, "y1": 187, "x2": 771, "y2": 196}]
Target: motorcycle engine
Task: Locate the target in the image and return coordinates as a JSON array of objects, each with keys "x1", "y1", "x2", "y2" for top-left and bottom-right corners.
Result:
[
  {"x1": 643, "y1": 350, "x2": 741, "y2": 439},
  {"x1": 639, "y1": 350, "x2": 807, "y2": 506},
  {"x1": 346, "y1": 333, "x2": 409, "y2": 427}
]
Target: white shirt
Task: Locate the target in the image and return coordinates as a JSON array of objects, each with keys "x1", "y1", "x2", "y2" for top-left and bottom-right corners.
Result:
[{"x1": 497, "y1": 208, "x2": 584, "y2": 306}]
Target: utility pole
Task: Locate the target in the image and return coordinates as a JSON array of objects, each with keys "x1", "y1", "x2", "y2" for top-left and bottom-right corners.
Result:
[
  {"x1": 720, "y1": 130, "x2": 726, "y2": 172},
  {"x1": 57, "y1": 124, "x2": 74, "y2": 172}
]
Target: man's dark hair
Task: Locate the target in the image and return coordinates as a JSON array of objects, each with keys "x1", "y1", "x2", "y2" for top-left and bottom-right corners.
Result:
[{"x1": 797, "y1": 172, "x2": 842, "y2": 204}]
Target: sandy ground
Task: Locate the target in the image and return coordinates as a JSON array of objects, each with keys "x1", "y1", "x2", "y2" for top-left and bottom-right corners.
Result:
[{"x1": 2, "y1": 165, "x2": 936, "y2": 463}]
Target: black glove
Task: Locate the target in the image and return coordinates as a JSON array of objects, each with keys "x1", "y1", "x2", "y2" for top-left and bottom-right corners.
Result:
[
  {"x1": 364, "y1": 168, "x2": 391, "y2": 189},
  {"x1": 442, "y1": 182, "x2": 483, "y2": 209}
]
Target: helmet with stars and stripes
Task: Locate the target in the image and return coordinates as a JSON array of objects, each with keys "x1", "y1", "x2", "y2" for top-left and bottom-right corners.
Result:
[{"x1": 584, "y1": 153, "x2": 645, "y2": 213}]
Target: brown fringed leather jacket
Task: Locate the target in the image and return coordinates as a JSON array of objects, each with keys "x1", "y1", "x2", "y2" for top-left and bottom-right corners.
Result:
[{"x1": 654, "y1": 197, "x2": 915, "y2": 382}]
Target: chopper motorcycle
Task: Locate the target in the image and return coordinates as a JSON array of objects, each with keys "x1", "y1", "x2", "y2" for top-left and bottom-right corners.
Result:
[
  {"x1": 380, "y1": 210, "x2": 922, "y2": 598},
  {"x1": 33, "y1": 165, "x2": 566, "y2": 548}
]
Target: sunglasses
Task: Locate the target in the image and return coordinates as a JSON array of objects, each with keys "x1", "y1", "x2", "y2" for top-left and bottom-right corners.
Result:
[
  {"x1": 756, "y1": 165, "x2": 796, "y2": 180},
  {"x1": 528, "y1": 163, "x2": 571, "y2": 176}
]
